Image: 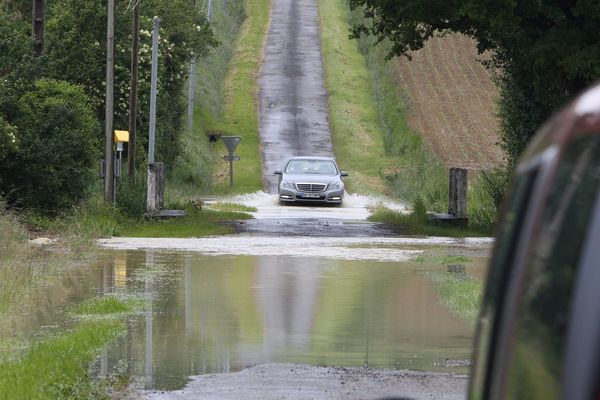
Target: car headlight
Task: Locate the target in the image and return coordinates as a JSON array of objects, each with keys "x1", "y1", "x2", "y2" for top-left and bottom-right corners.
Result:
[
  {"x1": 329, "y1": 181, "x2": 344, "y2": 190},
  {"x1": 280, "y1": 180, "x2": 295, "y2": 190}
]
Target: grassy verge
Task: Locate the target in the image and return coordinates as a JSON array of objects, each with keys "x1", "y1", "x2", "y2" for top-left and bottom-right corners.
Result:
[
  {"x1": 318, "y1": 0, "x2": 448, "y2": 204},
  {"x1": 0, "y1": 321, "x2": 124, "y2": 399},
  {"x1": 210, "y1": 0, "x2": 271, "y2": 194},
  {"x1": 0, "y1": 286, "x2": 143, "y2": 399},
  {"x1": 169, "y1": 2, "x2": 247, "y2": 201},
  {"x1": 210, "y1": 202, "x2": 257, "y2": 212},
  {"x1": 318, "y1": 0, "x2": 499, "y2": 230},
  {"x1": 119, "y1": 208, "x2": 251, "y2": 237},
  {"x1": 368, "y1": 206, "x2": 494, "y2": 237},
  {"x1": 317, "y1": 0, "x2": 392, "y2": 194}
]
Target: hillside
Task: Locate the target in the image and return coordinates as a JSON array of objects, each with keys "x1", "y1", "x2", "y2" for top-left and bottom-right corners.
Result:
[{"x1": 393, "y1": 34, "x2": 504, "y2": 169}]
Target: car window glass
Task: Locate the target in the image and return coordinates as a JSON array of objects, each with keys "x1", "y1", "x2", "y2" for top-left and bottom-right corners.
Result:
[
  {"x1": 470, "y1": 167, "x2": 539, "y2": 397},
  {"x1": 285, "y1": 160, "x2": 337, "y2": 174},
  {"x1": 505, "y1": 135, "x2": 600, "y2": 399}
]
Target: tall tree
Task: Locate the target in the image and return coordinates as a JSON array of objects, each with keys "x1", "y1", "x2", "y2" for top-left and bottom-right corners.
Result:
[{"x1": 349, "y1": 0, "x2": 600, "y2": 165}]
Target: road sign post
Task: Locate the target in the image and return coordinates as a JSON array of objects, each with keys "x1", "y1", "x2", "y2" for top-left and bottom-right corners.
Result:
[{"x1": 221, "y1": 136, "x2": 241, "y2": 188}]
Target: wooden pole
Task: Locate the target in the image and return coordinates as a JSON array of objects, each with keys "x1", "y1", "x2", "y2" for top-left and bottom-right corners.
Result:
[
  {"x1": 128, "y1": 0, "x2": 141, "y2": 178},
  {"x1": 32, "y1": 0, "x2": 45, "y2": 56},
  {"x1": 104, "y1": 0, "x2": 115, "y2": 203}
]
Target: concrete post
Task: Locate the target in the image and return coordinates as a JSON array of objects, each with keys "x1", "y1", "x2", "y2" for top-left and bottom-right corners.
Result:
[
  {"x1": 448, "y1": 167, "x2": 468, "y2": 219},
  {"x1": 147, "y1": 162, "x2": 165, "y2": 212}
]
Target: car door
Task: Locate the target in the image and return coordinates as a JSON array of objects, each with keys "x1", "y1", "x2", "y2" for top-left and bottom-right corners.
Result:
[{"x1": 470, "y1": 133, "x2": 600, "y2": 399}]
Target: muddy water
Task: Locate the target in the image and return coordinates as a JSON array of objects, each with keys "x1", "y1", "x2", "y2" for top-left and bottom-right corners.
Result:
[{"x1": 95, "y1": 239, "x2": 490, "y2": 391}]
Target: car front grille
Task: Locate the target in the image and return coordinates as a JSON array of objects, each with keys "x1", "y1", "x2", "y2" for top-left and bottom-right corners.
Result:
[{"x1": 295, "y1": 183, "x2": 327, "y2": 192}]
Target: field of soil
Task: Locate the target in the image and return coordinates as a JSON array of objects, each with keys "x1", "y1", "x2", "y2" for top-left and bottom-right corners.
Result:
[{"x1": 393, "y1": 34, "x2": 505, "y2": 169}]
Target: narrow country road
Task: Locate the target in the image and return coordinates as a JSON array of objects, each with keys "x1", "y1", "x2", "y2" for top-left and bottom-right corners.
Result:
[{"x1": 259, "y1": 0, "x2": 333, "y2": 193}]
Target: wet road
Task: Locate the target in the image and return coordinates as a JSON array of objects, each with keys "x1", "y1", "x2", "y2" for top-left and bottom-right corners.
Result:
[
  {"x1": 210, "y1": 192, "x2": 409, "y2": 236},
  {"x1": 259, "y1": 0, "x2": 333, "y2": 192}
]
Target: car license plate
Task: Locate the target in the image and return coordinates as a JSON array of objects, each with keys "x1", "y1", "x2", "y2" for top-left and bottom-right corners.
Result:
[{"x1": 303, "y1": 193, "x2": 320, "y2": 198}]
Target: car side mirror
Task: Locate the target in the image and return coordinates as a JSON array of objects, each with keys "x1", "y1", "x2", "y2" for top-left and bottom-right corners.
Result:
[
  {"x1": 274, "y1": 170, "x2": 282, "y2": 175},
  {"x1": 340, "y1": 171, "x2": 349, "y2": 177}
]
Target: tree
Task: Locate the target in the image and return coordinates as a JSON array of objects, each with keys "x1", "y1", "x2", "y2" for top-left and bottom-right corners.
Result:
[
  {"x1": 349, "y1": 0, "x2": 600, "y2": 166},
  {"x1": 0, "y1": 79, "x2": 99, "y2": 214}
]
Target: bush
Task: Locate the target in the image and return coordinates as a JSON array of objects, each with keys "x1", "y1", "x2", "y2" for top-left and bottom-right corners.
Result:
[
  {"x1": 0, "y1": 79, "x2": 99, "y2": 214},
  {"x1": 116, "y1": 173, "x2": 147, "y2": 219}
]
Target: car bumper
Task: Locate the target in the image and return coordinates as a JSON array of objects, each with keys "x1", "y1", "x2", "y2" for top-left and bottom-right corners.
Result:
[{"x1": 278, "y1": 188, "x2": 344, "y2": 204}]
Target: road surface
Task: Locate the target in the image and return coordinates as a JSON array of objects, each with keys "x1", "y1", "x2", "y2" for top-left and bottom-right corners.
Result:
[{"x1": 259, "y1": 0, "x2": 333, "y2": 193}]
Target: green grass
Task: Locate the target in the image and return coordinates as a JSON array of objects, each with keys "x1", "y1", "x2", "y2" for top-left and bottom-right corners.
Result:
[
  {"x1": 119, "y1": 209, "x2": 251, "y2": 238},
  {"x1": 211, "y1": 0, "x2": 271, "y2": 194},
  {"x1": 368, "y1": 206, "x2": 494, "y2": 237},
  {"x1": 317, "y1": 0, "x2": 393, "y2": 194},
  {"x1": 74, "y1": 296, "x2": 143, "y2": 316},
  {"x1": 210, "y1": 202, "x2": 257, "y2": 212},
  {"x1": 0, "y1": 321, "x2": 124, "y2": 400}
]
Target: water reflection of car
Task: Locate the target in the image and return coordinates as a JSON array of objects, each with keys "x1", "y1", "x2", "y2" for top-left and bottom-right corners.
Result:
[
  {"x1": 469, "y1": 83, "x2": 600, "y2": 399},
  {"x1": 274, "y1": 156, "x2": 348, "y2": 205}
]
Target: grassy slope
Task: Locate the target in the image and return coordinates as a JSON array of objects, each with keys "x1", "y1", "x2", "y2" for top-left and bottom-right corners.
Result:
[
  {"x1": 212, "y1": 0, "x2": 271, "y2": 194},
  {"x1": 316, "y1": 0, "x2": 390, "y2": 194}
]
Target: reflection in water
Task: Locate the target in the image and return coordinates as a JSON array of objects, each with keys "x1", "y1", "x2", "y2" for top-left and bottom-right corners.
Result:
[{"x1": 96, "y1": 248, "x2": 485, "y2": 390}]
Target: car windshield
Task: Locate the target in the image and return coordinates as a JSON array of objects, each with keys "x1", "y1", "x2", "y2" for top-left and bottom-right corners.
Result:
[{"x1": 285, "y1": 159, "x2": 337, "y2": 175}]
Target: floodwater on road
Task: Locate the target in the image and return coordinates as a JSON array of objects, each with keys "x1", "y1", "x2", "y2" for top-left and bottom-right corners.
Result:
[{"x1": 96, "y1": 236, "x2": 491, "y2": 391}]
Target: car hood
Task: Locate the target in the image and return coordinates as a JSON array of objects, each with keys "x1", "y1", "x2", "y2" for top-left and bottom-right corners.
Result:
[{"x1": 282, "y1": 173, "x2": 340, "y2": 183}]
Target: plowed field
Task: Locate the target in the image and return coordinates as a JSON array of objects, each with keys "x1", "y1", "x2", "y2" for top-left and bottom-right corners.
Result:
[{"x1": 393, "y1": 34, "x2": 504, "y2": 169}]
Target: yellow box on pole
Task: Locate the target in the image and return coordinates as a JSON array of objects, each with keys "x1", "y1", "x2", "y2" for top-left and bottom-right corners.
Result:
[{"x1": 114, "y1": 130, "x2": 130, "y2": 143}]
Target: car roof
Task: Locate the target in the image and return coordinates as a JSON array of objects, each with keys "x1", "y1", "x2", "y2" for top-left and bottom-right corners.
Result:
[{"x1": 521, "y1": 82, "x2": 600, "y2": 166}]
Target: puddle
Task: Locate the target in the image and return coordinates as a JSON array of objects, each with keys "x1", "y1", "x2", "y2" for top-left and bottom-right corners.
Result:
[{"x1": 93, "y1": 240, "x2": 490, "y2": 391}]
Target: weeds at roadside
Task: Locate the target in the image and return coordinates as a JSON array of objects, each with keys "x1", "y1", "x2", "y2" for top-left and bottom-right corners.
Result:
[
  {"x1": 368, "y1": 205, "x2": 494, "y2": 237},
  {"x1": 210, "y1": 202, "x2": 257, "y2": 212}
]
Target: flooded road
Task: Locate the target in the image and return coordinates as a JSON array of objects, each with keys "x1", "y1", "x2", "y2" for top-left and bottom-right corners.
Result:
[
  {"x1": 96, "y1": 236, "x2": 491, "y2": 398},
  {"x1": 209, "y1": 192, "x2": 409, "y2": 236}
]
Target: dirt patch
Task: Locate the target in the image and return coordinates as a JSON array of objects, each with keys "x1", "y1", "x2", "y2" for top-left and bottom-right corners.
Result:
[
  {"x1": 393, "y1": 34, "x2": 504, "y2": 169},
  {"x1": 141, "y1": 363, "x2": 468, "y2": 400}
]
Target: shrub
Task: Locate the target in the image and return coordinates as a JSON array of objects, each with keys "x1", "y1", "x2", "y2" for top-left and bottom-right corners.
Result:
[
  {"x1": 116, "y1": 172, "x2": 147, "y2": 219},
  {"x1": 0, "y1": 79, "x2": 99, "y2": 214}
]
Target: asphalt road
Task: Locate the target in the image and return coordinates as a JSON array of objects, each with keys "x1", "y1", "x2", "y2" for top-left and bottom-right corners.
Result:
[{"x1": 259, "y1": 0, "x2": 334, "y2": 193}]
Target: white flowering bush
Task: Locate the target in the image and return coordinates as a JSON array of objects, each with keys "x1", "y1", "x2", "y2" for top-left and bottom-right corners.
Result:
[
  {"x1": 43, "y1": 0, "x2": 217, "y2": 167},
  {"x1": 0, "y1": 117, "x2": 17, "y2": 160}
]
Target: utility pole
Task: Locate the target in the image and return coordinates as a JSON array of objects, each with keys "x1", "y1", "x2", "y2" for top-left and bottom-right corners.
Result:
[
  {"x1": 32, "y1": 0, "x2": 45, "y2": 56},
  {"x1": 187, "y1": 0, "x2": 196, "y2": 131},
  {"x1": 104, "y1": 0, "x2": 116, "y2": 203},
  {"x1": 148, "y1": 16, "x2": 160, "y2": 165},
  {"x1": 207, "y1": 0, "x2": 213, "y2": 21},
  {"x1": 128, "y1": 0, "x2": 141, "y2": 178},
  {"x1": 222, "y1": 0, "x2": 227, "y2": 13}
]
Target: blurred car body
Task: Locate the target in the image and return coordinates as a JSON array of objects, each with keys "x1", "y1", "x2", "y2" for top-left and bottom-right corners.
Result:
[{"x1": 469, "y1": 84, "x2": 600, "y2": 399}]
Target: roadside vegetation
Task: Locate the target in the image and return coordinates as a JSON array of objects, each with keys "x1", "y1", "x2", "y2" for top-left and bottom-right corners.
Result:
[
  {"x1": 0, "y1": 0, "x2": 263, "y2": 397},
  {"x1": 210, "y1": 0, "x2": 271, "y2": 194},
  {"x1": 318, "y1": 0, "x2": 501, "y2": 233}
]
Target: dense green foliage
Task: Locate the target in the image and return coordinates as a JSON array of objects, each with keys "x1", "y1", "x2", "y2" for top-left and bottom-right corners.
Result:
[
  {"x1": 0, "y1": 0, "x2": 216, "y2": 213},
  {"x1": 1, "y1": 79, "x2": 99, "y2": 213},
  {"x1": 349, "y1": 0, "x2": 600, "y2": 165}
]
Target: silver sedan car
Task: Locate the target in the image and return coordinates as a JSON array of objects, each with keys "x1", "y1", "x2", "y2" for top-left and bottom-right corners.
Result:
[{"x1": 274, "y1": 156, "x2": 348, "y2": 205}]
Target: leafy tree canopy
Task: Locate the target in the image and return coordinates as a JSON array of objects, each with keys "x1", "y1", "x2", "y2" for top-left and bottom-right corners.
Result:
[{"x1": 349, "y1": 0, "x2": 600, "y2": 165}]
